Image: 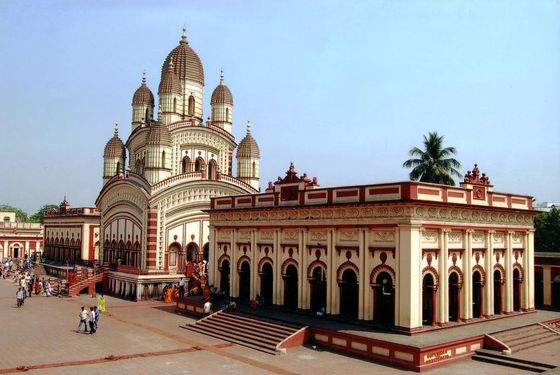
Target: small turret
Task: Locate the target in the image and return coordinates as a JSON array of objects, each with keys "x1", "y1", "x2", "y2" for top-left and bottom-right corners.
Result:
[
  {"x1": 210, "y1": 69, "x2": 234, "y2": 134},
  {"x1": 236, "y1": 121, "x2": 260, "y2": 190},
  {"x1": 131, "y1": 72, "x2": 155, "y2": 131},
  {"x1": 144, "y1": 106, "x2": 172, "y2": 184},
  {"x1": 103, "y1": 123, "x2": 126, "y2": 185},
  {"x1": 158, "y1": 60, "x2": 183, "y2": 125}
]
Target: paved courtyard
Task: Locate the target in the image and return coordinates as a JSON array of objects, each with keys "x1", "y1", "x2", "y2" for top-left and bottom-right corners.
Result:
[{"x1": 0, "y1": 278, "x2": 552, "y2": 374}]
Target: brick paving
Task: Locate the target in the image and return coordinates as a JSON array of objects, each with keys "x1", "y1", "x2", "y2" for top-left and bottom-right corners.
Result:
[{"x1": 0, "y1": 278, "x2": 553, "y2": 374}]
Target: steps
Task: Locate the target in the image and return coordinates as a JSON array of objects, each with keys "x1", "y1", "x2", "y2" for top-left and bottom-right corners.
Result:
[
  {"x1": 473, "y1": 349, "x2": 556, "y2": 373},
  {"x1": 491, "y1": 324, "x2": 560, "y2": 353},
  {"x1": 182, "y1": 311, "x2": 305, "y2": 354}
]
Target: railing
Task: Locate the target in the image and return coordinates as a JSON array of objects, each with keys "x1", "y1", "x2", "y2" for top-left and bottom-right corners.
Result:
[
  {"x1": 151, "y1": 172, "x2": 204, "y2": 192},
  {"x1": 44, "y1": 207, "x2": 100, "y2": 217},
  {"x1": 216, "y1": 174, "x2": 258, "y2": 193},
  {"x1": 167, "y1": 119, "x2": 235, "y2": 142},
  {"x1": 0, "y1": 222, "x2": 43, "y2": 229}
]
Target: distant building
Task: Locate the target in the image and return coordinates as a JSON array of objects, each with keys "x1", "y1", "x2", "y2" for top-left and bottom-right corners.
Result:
[
  {"x1": 95, "y1": 28, "x2": 260, "y2": 300},
  {"x1": 0, "y1": 210, "x2": 43, "y2": 259},
  {"x1": 534, "y1": 202, "x2": 558, "y2": 212},
  {"x1": 43, "y1": 198, "x2": 100, "y2": 265},
  {"x1": 208, "y1": 163, "x2": 536, "y2": 332}
]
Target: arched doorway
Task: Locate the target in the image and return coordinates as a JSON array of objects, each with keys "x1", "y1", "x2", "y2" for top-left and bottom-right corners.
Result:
[
  {"x1": 310, "y1": 266, "x2": 327, "y2": 313},
  {"x1": 422, "y1": 274, "x2": 435, "y2": 325},
  {"x1": 448, "y1": 272, "x2": 460, "y2": 322},
  {"x1": 208, "y1": 160, "x2": 218, "y2": 180},
  {"x1": 535, "y1": 268, "x2": 544, "y2": 308},
  {"x1": 260, "y1": 263, "x2": 273, "y2": 306},
  {"x1": 186, "y1": 242, "x2": 197, "y2": 262},
  {"x1": 203, "y1": 243, "x2": 209, "y2": 262},
  {"x1": 219, "y1": 260, "x2": 230, "y2": 296},
  {"x1": 284, "y1": 265, "x2": 298, "y2": 309},
  {"x1": 339, "y1": 269, "x2": 358, "y2": 319},
  {"x1": 238, "y1": 261, "x2": 251, "y2": 301},
  {"x1": 472, "y1": 271, "x2": 483, "y2": 318},
  {"x1": 494, "y1": 270, "x2": 502, "y2": 314},
  {"x1": 553, "y1": 275, "x2": 560, "y2": 308},
  {"x1": 513, "y1": 269, "x2": 521, "y2": 312},
  {"x1": 374, "y1": 272, "x2": 394, "y2": 326}
]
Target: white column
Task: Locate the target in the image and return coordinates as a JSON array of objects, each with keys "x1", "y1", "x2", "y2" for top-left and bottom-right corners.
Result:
[
  {"x1": 273, "y1": 229, "x2": 281, "y2": 305},
  {"x1": 301, "y1": 228, "x2": 309, "y2": 309},
  {"x1": 358, "y1": 227, "x2": 366, "y2": 320},
  {"x1": 209, "y1": 226, "x2": 217, "y2": 287},
  {"x1": 250, "y1": 229, "x2": 257, "y2": 300},
  {"x1": 526, "y1": 230, "x2": 535, "y2": 310},
  {"x1": 363, "y1": 229, "x2": 372, "y2": 321},
  {"x1": 230, "y1": 229, "x2": 238, "y2": 298},
  {"x1": 504, "y1": 232, "x2": 514, "y2": 313},
  {"x1": 25, "y1": 241, "x2": 30, "y2": 256},
  {"x1": 393, "y1": 227, "x2": 400, "y2": 326},
  {"x1": 437, "y1": 229, "x2": 449, "y2": 324},
  {"x1": 485, "y1": 231, "x2": 494, "y2": 316},
  {"x1": 397, "y1": 224, "x2": 422, "y2": 331},
  {"x1": 327, "y1": 228, "x2": 335, "y2": 314},
  {"x1": 462, "y1": 230, "x2": 473, "y2": 320},
  {"x1": 2, "y1": 241, "x2": 7, "y2": 258},
  {"x1": 543, "y1": 266, "x2": 552, "y2": 306}
]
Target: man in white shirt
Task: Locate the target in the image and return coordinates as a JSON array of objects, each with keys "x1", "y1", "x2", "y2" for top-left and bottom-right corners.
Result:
[
  {"x1": 77, "y1": 306, "x2": 89, "y2": 333},
  {"x1": 203, "y1": 300, "x2": 212, "y2": 315}
]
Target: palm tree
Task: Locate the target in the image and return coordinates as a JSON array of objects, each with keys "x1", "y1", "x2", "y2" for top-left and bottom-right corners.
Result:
[{"x1": 402, "y1": 132, "x2": 462, "y2": 186}]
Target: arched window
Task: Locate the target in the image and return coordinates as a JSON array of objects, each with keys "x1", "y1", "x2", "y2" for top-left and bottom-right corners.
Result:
[
  {"x1": 173, "y1": 97, "x2": 177, "y2": 113},
  {"x1": 115, "y1": 162, "x2": 120, "y2": 175},
  {"x1": 161, "y1": 151, "x2": 166, "y2": 168},
  {"x1": 144, "y1": 107, "x2": 149, "y2": 122},
  {"x1": 226, "y1": 108, "x2": 229, "y2": 121},
  {"x1": 188, "y1": 95, "x2": 195, "y2": 116},
  {"x1": 195, "y1": 158, "x2": 204, "y2": 172},
  {"x1": 252, "y1": 162, "x2": 256, "y2": 177},
  {"x1": 182, "y1": 156, "x2": 191, "y2": 174},
  {"x1": 208, "y1": 160, "x2": 217, "y2": 180}
]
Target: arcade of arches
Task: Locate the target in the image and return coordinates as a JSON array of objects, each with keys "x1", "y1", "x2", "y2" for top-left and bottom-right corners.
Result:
[{"x1": 208, "y1": 175, "x2": 536, "y2": 332}]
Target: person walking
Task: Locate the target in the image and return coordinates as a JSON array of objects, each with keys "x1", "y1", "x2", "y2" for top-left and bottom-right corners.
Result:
[
  {"x1": 77, "y1": 306, "x2": 89, "y2": 333},
  {"x1": 88, "y1": 307, "x2": 96, "y2": 334},
  {"x1": 178, "y1": 277, "x2": 185, "y2": 299},
  {"x1": 93, "y1": 306, "x2": 100, "y2": 331},
  {"x1": 16, "y1": 288, "x2": 24, "y2": 308},
  {"x1": 97, "y1": 294, "x2": 106, "y2": 313}
]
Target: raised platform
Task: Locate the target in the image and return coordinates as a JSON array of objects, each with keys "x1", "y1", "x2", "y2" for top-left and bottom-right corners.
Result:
[{"x1": 176, "y1": 297, "x2": 560, "y2": 372}]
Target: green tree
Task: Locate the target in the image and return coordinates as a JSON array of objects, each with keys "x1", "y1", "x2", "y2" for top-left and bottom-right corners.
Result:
[
  {"x1": 29, "y1": 204, "x2": 59, "y2": 223},
  {"x1": 0, "y1": 204, "x2": 29, "y2": 222},
  {"x1": 534, "y1": 207, "x2": 560, "y2": 252},
  {"x1": 402, "y1": 132, "x2": 462, "y2": 186}
]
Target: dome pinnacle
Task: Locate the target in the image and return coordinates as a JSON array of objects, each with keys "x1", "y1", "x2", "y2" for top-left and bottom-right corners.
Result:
[
  {"x1": 141, "y1": 71, "x2": 146, "y2": 85},
  {"x1": 114, "y1": 122, "x2": 119, "y2": 137},
  {"x1": 180, "y1": 25, "x2": 188, "y2": 44},
  {"x1": 220, "y1": 68, "x2": 224, "y2": 85},
  {"x1": 247, "y1": 120, "x2": 251, "y2": 134}
]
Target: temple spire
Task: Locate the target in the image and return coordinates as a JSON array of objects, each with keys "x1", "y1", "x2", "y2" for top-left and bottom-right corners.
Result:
[
  {"x1": 220, "y1": 68, "x2": 224, "y2": 85},
  {"x1": 141, "y1": 71, "x2": 146, "y2": 85},
  {"x1": 246, "y1": 120, "x2": 251, "y2": 134},
  {"x1": 180, "y1": 25, "x2": 188, "y2": 44},
  {"x1": 114, "y1": 122, "x2": 119, "y2": 136}
]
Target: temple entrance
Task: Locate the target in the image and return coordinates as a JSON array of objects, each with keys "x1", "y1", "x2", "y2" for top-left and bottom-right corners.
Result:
[
  {"x1": 448, "y1": 272, "x2": 460, "y2": 322},
  {"x1": 513, "y1": 269, "x2": 521, "y2": 311},
  {"x1": 422, "y1": 274, "x2": 435, "y2": 325},
  {"x1": 309, "y1": 266, "x2": 327, "y2": 313},
  {"x1": 13, "y1": 248, "x2": 19, "y2": 258},
  {"x1": 494, "y1": 270, "x2": 502, "y2": 314},
  {"x1": 238, "y1": 261, "x2": 250, "y2": 301},
  {"x1": 219, "y1": 260, "x2": 230, "y2": 296},
  {"x1": 339, "y1": 269, "x2": 358, "y2": 319},
  {"x1": 260, "y1": 263, "x2": 273, "y2": 306},
  {"x1": 472, "y1": 271, "x2": 483, "y2": 318},
  {"x1": 535, "y1": 268, "x2": 544, "y2": 308},
  {"x1": 283, "y1": 265, "x2": 298, "y2": 309},
  {"x1": 374, "y1": 272, "x2": 394, "y2": 325}
]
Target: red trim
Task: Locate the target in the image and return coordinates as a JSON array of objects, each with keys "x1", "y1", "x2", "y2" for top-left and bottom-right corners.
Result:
[
  {"x1": 369, "y1": 187, "x2": 399, "y2": 195},
  {"x1": 418, "y1": 188, "x2": 440, "y2": 196},
  {"x1": 493, "y1": 196, "x2": 506, "y2": 202},
  {"x1": 148, "y1": 213, "x2": 157, "y2": 219},
  {"x1": 448, "y1": 191, "x2": 464, "y2": 198},
  {"x1": 147, "y1": 229, "x2": 156, "y2": 235},
  {"x1": 336, "y1": 190, "x2": 358, "y2": 198},
  {"x1": 308, "y1": 192, "x2": 327, "y2": 199},
  {"x1": 237, "y1": 197, "x2": 252, "y2": 204},
  {"x1": 257, "y1": 196, "x2": 274, "y2": 202},
  {"x1": 216, "y1": 198, "x2": 231, "y2": 205},
  {"x1": 327, "y1": 189, "x2": 333, "y2": 204},
  {"x1": 146, "y1": 253, "x2": 156, "y2": 259},
  {"x1": 511, "y1": 198, "x2": 526, "y2": 205},
  {"x1": 147, "y1": 245, "x2": 156, "y2": 250}
]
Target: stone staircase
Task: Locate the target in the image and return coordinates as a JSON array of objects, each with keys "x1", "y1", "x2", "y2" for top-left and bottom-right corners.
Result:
[
  {"x1": 181, "y1": 311, "x2": 307, "y2": 354},
  {"x1": 491, "y1": 324, "x2": 560, "y2": 353},
  {"x1": 473, "y1": 349, "x2": 556, "y2": 373}
]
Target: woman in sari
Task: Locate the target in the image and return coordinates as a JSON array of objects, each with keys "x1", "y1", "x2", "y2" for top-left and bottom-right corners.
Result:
[{"x1": 97, "y1": 294, "x2": 106, "y2": 313}]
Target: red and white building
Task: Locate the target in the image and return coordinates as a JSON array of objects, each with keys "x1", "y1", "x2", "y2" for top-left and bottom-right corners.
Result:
[
  {"x1": 43, "y1": 198, "x2": 100, "y2": 265},
  {"x1": 208, "y1": 163, "x2": 536, "y2": 333},
  {"x1": 0, "y1": 211, "x2": 43, "y2": 259}
]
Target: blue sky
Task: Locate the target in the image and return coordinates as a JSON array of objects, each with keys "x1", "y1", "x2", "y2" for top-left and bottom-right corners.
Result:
[{"x1": 0, "y1": 0, "x2": 558, "y2": 214}]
